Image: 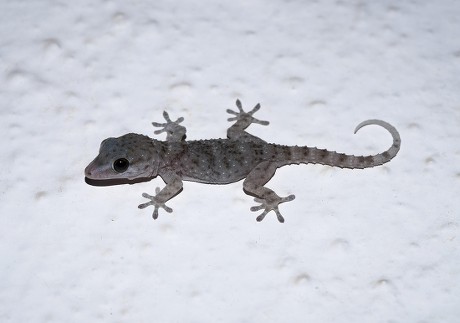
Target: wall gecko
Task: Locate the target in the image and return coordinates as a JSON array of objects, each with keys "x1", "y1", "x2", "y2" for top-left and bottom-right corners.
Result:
[{"x1": 85, "y1": 100, "x2": 401, "y2": 223}]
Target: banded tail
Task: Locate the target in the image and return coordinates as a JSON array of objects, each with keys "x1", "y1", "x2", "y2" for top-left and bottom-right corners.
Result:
[{"x1": 276, "y1": 119, "x2": 401, "y2": 169}]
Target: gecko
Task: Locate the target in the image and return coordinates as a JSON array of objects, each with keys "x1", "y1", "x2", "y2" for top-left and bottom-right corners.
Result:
[{"x1": 84, "y1": 100, "x2": 401, "y2": 223}]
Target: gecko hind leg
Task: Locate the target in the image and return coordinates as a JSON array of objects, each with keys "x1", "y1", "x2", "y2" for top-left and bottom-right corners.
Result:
[
  {"x1": 226, "y1": 99, "x2": 269, "y2": 141},
  {"x1": 251, "y1": 195, "x2": 296, "y2": 223},
  {"x1": 243, "y1": 161, "x2": 295, "y2": 223}
]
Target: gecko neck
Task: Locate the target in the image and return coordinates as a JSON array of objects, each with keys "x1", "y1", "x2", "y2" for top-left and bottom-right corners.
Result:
[{"x1": 150, "y1": 138, "x2": 165, "y2": 177}]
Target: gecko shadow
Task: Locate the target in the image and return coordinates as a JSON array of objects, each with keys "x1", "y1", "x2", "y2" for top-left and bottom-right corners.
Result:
[{"x1": 84, "y1": 176, "x2": 152, "y2": 187}]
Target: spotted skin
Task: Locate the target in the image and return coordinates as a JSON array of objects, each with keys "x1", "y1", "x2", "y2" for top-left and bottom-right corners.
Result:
[{"x1": 85, "y1": 100, "x2": 401, "y2": 222}]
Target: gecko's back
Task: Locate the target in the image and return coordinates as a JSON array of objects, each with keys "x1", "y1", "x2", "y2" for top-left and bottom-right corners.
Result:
[{"x1": 168, "y1": 139, "x2": 267, "y2": 184}]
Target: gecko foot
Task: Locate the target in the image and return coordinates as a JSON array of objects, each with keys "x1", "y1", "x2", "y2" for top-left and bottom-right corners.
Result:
[
  {"x1": 152, "y1": 111, "x2": 186, "y2": 141},
  {"x1": 138, "y1": 187, "x2": 173, "y2": 220},
  {"x1": 226, "y1": 99, "x2": 269, "y2": 126},
  {"x1": 250, "y1": 194, "x2": 295, "y2": 223}
]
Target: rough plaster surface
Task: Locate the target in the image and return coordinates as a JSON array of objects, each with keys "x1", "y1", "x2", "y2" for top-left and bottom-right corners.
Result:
[{"x1": 1, "y1": 1, "x2": 459, "y2": 322}]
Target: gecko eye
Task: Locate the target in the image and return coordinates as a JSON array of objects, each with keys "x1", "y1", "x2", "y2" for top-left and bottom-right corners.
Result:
[{"x1": 113, "y1": 158, "x2": 129, "y2": 173}]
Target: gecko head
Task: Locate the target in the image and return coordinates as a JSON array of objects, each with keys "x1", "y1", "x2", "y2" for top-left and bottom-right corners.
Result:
[{"x1": 85, "y1": 133, "x2": 159, "y2": 181}]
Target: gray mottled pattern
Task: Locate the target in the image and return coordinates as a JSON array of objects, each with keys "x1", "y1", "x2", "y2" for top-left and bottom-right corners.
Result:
[{"x1": 85, "y1": 100, "x2": 401, "y2": 222}]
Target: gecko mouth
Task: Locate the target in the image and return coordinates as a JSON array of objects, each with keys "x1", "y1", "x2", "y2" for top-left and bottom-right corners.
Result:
[{"x1": 84, "y1": 159, "x2": 153, "y2": 186}]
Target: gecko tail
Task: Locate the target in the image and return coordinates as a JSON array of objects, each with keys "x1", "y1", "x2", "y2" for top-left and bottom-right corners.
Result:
[
  {"x1": 352, "y1": 119, "x2": 401, "y2": 166},
  {"x1": 276, "y1": 119, "x2": 401, "y2": 169}
]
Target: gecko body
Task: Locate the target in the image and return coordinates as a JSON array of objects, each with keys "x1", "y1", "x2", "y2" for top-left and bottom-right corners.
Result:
[{"x1": 85, "y1": 100, "x2": 401, "y2": 222}]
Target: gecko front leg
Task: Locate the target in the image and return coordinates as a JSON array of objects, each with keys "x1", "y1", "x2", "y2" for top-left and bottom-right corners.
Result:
[
  {"x1": 152, "y1": 111, "x2": 186, "y2": 141},
  {"x1": 243, "y1": 161, "x2": 295, "y2": 223},
  {"x1": 138, "y1": 172, "x2": 183, "y2": 219}
]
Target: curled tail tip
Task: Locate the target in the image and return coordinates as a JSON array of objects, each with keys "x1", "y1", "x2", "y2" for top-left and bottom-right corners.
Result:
[
  {"x1": 354, "y1": 119, "x2": 401, "y2": 163},
  {"x1": 354, "y1": 119, "x2": 389, "y2": 134},
  {"x1": 354, "y1": 119, "x2": 400, "y2": 139}
]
